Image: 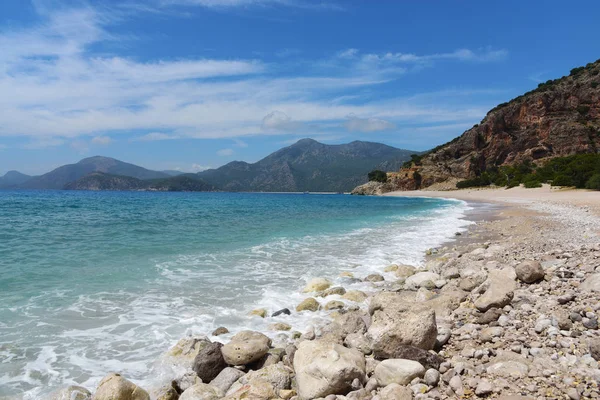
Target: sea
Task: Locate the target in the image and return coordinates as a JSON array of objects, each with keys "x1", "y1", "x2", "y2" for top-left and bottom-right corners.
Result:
[{"x1": 0, "y1": 190, "x2": 473, "y2": 398}]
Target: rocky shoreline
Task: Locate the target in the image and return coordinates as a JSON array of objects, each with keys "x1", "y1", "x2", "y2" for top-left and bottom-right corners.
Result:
[{"x1": 50, "y1": 197, "x2": 600, "y2": 400}]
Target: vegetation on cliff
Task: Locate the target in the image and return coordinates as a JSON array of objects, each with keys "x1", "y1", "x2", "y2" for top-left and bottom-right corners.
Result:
[{"x1": 374, "y1": 58, "x2": 600, "y2": 193}]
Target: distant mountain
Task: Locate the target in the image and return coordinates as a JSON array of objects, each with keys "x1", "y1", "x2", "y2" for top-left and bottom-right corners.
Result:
[
  {"x1": 21, "y1": 156, "x2": 170, "y2": 189},
  {"x1": 64, "y1": 172, "x2": 215, "y2": 192},
  {"x1": 0, "y1": 171, "x2": 31, "y2": 188},
  {"x1": 162, "y1": 170, "x2": 186, "y2": 176},
  {"x1": 197, "y1": 138, "x2": 416, "y2": 192}
]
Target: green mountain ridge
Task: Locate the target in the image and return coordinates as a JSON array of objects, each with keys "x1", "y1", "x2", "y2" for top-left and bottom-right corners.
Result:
[
  {"x1": 197, "y1": 138, "x2": 416, "y2": 192},
  {"x1": 64, "y1": 172, "x2": 216, "y2": 192}
]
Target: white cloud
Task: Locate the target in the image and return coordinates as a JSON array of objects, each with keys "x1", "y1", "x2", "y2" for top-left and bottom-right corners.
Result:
[
  {"x1": 191, "y1": 163, "x2": 211, "y2": 171},
  {"x1": 92, "y1": 136, "x2": 112, "y2": 145},
  {"x1": 261, "y1": 111, "x2": 303, "y2": 131},
  {"x1": 337, "y1": 48, "x2": 359, "y2": 59},
  {"x1": 160, "y1": 0, "x2": 343, "y2": 10},
  {"x1": 131, "y1": 132, "x2": 179, "y2": 141},
  {"x1": 233, "y1": 139, "x2": 248, "y2": 148},
  {"x1": 0, "y1": 5, "x2": 504, "y2": 145},
  {"x1": 344, "y1": 114, "x2": 395, "y2": 132},
  {"x1": 217, "y1": 148, "x2": 234, "y2": 156}
]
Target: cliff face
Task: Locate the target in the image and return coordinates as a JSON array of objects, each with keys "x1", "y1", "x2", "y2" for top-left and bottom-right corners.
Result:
[{"x1": 365, "y1": 60, "x2": 600, "y2": 193}]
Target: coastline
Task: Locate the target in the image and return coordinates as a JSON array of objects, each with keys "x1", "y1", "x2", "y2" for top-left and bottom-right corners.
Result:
[{"x1": 46, "y1": 188, "x2": 600, "y2": 400}]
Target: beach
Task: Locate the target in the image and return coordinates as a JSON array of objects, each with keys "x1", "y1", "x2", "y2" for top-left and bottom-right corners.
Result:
[{"x1": 13, "y1": 187, "x2": 600, "y2": 399}]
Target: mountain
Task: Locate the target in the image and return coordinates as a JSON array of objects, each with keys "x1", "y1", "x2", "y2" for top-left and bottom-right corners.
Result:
[
  {"x1": 21, "y1": 156, "x2": 170, "y2": 189},
  {"x1": 197, "y1": 138, "x2": 416, "y2": 192},
  {"x1": 0, "y1": 171, "x2": 31, "y2": 188},
  {"x1": 354, "y1": 59, "x2": 600, "y2": 193},
  {"x1": 64, "y1": 172, "x2": 215, "y2": 192},
  {"x1": 162, "y1": 170, "x2": 186, "y2": 176}
]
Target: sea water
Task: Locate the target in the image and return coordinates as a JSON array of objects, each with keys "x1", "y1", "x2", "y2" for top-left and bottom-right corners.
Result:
[{"x1": 0, "y1": 191, "x2": 472, "y2": 398}]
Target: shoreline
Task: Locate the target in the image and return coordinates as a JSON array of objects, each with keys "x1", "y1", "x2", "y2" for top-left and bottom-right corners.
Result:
[{"x1": 45, "y1": 189, "x2": 600, "y2": 400}]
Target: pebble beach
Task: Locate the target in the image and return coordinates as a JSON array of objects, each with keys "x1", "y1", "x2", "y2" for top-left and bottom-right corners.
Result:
[{"x1": 49, "y1": 186, "x2": 600, "y2": 400}]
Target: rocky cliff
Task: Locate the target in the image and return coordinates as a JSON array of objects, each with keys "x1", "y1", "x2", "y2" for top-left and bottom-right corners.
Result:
[{"x1": 354, "y1": 59, "x2": 600, "y2": 194}]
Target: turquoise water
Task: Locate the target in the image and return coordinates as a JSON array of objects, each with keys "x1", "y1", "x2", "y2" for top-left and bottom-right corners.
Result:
[{"x1": 0, "y1": 191, "x2": 471, "y2": 398}]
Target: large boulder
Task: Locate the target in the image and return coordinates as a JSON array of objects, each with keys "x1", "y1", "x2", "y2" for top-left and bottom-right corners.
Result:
[
  {"x1": 226, "y1": 363, "x2": 293, "y2": 395},
  {"x1": 405, "y1": 272, "x2": 440, "y2": 290},
  {"x1": 515, "y1": 261, "x2": 545, "y2": 283},
  {"x1": 293, "y1": 340, "x2": 366, "y2": 399},
  {"x1": 374, "y1": 359, "x2": 425, "y2": 386},
  {"x1": 209, "y1": 368, "x2": 245, "y2": 394},
  {"x1": 165, "y1": 337, "x2": 211, "y2": 368},
  {"x1": 222, "y1": 379, "x2": 276, "y2": 400},
  {"x1": 50, "y1": 385, "x2": 91, "y2": 400},
  {"x1": 367, "y1": 292, "x2": 437, "y2": 356},
  {"x1": 179, "y1": 383, "x2": 223, "y2": 400},
  {"x1": 474, "y1": 268, "x2": 516, "y2": 312},
  {"x1": 221, "y1": 331, "x2": 271, "y2": 366},
  {"x1": 296, "y1": 297, "x2": 320, "y2": 312},
  {"x1": 395, "y1": 265, "x2": 417, "y2": 279},
  {"x1": 192, "y1": 341, "x2": 227, "y2": 382},
  {"x1": 303, "y1": 278, "x2": 332, "y2": 293},
  {"x1": 93, "y1": 373, "x2": 150, "y2": 400}
]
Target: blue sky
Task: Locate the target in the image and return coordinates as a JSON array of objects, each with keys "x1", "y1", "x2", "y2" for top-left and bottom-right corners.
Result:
[{"x1": 1, "y1": 0, "x2": 599, "y2": 175}]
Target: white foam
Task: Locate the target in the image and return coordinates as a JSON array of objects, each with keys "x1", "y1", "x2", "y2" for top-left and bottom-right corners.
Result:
[{"x1": 4, "y1": 198, "x2": 473, "y2": 399}]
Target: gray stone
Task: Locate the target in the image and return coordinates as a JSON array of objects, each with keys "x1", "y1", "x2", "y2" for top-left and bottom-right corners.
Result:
[
  {"x1": 209, "y1": 367, "x2": 245, "y2": 394},
  {"x1": 49, "y1": 385, "x2": 91, "y2": 400},
  {"x1": 475, "y1": 380, "x2": 493, "y2": 396},
  {"x1": 193, "y1": 341, "x2": 227, "y2": 382},
  {"x1": 272, "y1": 308, "x2": 291, "y2": 317},
  {"x1": 424, "y1": 369, "x2": 440, "y2": 387},
  {"x1": 378, "y1": 383, "x2": 413, "y2": 400},
  {"x1": 515, "y1": 261, "x2": 545, "y2": 283}
]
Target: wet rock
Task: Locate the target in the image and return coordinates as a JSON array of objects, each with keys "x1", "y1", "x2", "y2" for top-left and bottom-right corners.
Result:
[
  {"x1": 174, "y1": 372, "x2": 201, "y2": 393},
  {"x1": 192, "y1": 341, "x2": 227, "y2": 383},
  {"x1": 303, "y1": 278, "x2": 332, "y2": 293},
  {"x1": 272, "y1": 308, "x2": 291, "y2": 317},
  {"x1": 49, "y1": 385, "x2": 91, "y2": 400},
  {"x1": 293, "y1": 340, "x2": 366, "y2": 399},
  {"x1": 94, "y1": 373, "x2": 150, "y2": 400},
  {"x1": 515, "y1": 261, "x2": 545, "y2": 283},
  {"x1": 249, "y1": 308, "x2": 267, "y2": 318},
  {"x1": 374, "y1": 359, "x2": 425, "y2": 386},
  {"x1": 395, "y1": 265, "x2": 417, "y2": 279},
  {"x1": 323, "y1": 287, "x2": 347, "y2": 297},
  {"x1": 367, "y1": 293, "x2": 437, "y2": 355},
  {"x1": 324, "y1": 300, "x2": 345, "y2": 311},
  {"x1": 269, "y1": 322, "x2": 292, "y2": 331},
  {"x1": 296, "y1": 297, "x2": 320, "y2": 312},
  {"x1": 221, "y1": 331, "x2": 271, "y2": 366},
  {"x1": 365, "y1": 274, "x2": 385, "y2": 282},
  {"x1": 154, "y1": 384, "x2": 179, "y2": 400},
  {"x1": 342, "y1": 290, "x2": 369, "y2": 303},
  {"x1": 209, "y1": 367, "x2": 245, "y2": 394},
  {"x1": 211, "y1": 327, "x2": 229, "y2": 336}
]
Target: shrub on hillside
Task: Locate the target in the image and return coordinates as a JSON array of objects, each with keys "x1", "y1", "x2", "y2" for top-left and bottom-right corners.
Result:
[
  {"x1": 586, "y1": 174, "x2": 600, "y2": 190},
  {"x1": 368, "y1": 170, "x2": 388, "y2": 183}
]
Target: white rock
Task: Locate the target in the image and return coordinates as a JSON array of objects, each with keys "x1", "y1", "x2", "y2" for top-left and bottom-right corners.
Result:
[{"x1": 374, "y1": 359, "x2": 425, "y2": 386}]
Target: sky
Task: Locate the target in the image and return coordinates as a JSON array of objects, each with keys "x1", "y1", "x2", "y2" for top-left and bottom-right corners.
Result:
[{"x1": 1, "y1": 0, "x2": 600, "y2": 175}]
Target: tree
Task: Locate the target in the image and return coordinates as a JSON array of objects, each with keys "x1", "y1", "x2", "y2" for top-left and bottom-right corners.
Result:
[{"x1": 368, "y1": 170, "x2": 388, "y2": 183}]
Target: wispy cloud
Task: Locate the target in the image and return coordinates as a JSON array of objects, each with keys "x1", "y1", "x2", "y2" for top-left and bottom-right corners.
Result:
[
  {"x1": 92, "y1": 136, "x2": 112, "y2": 145},
  {"x1": 0, "y1": 4, "x2": 505, "y2": 147},
  {"x1": 217, "y1": 148, "x2": 234, "y2": 156},
  {"x1": 344, "y1": 114, "x2": 395, "y2": 132},
  {"x1": 159, "y1": 0, "x2": 344, "y2": 11}
]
